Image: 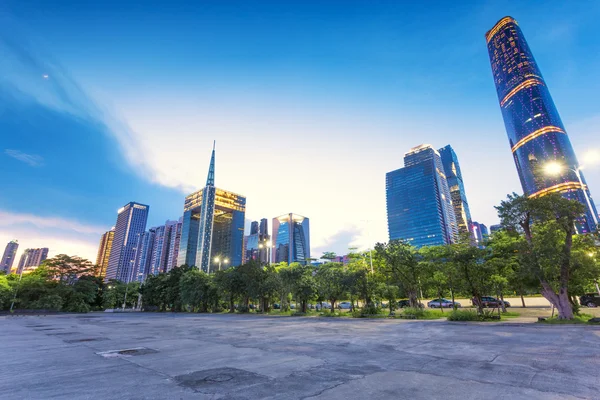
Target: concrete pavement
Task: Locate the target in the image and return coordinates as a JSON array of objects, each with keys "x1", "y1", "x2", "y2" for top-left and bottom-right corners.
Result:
[{"x1": 1, "y1": 313, "x2": 599, "y2": 399}]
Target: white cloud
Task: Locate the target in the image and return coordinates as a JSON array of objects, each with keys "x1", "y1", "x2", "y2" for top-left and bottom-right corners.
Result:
[
  {"x1": 4, "y1": 149, "x2": 44, "y2": 167},
  {"x1": 0, "y1": 210, "x2": 106, "y2": 235}
]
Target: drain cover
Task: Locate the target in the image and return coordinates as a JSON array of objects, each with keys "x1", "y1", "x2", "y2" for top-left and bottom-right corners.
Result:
[
  {"x1": 174, "y1": 368, "x2": 269, "y2": 392},
  {"x1": 96, "y1": 347, "x2": 158, "y2": 358}
]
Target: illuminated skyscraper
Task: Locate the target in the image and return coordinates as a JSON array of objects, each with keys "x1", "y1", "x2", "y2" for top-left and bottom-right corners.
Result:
[
  {"x1": 95, "y1": 228, "x2": 114, "y2": 279},
  {"x1": 16, "y1": 247, "x2": 48, "y2": 274},
  {"x1": 471, "y1": 221, "x2": 489, "y2": 247},
  {"x1": 1, "y1": 240, "x2": 19, "y2": 274},
  {"x1": 243, "y1": 218, "x2": 270, "y2": 264},
  {"x1": 178, "y1": 144, "x2": 246, "y2": 272},
  {"x1": 386, "y1": 144, "x2": 458, "y2": 248},
  {"x1": 105, "y1": 202, "x2": 149, "y2": 282},
  {"x1": 439, "y1": 145, "x2": 473, "y2": 237},
  {"x1": 486, "y1": 17, "x2": 598, "y2": 232},
  {"x1": 272, "y1": 213, "x2": 310, "y2": 264}
]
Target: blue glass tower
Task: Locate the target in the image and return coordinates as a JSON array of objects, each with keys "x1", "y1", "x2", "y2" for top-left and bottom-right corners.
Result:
[
  {"x1": 272, "y1": 213, "x2": 310, "y2": 264},
  {"x1": 178, "y1": 143, "x2": 246, "y2": 272},
  {"x1": 439, "y1": 145, "x2": 473, "y2": 237},
  {"x1": 486, "y1": 17, "x2": 598, "y2": 232},
  {"x1": 386, "y1": 144, "x2": 458, "y2": 248}
]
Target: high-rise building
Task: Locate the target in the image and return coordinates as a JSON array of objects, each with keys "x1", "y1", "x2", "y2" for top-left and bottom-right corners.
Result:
[
  {"x1": 133, "y1": 228, "x2": 156, "y2": 282},
  {"x1": 471, "y1": 221, "x2": 489, "y2": 246},
  {"x1": 95, "y1": 228, "x2": 114, "y2": 279},
  {"x1": 166, "y1": 218, "x2": 183, "y2": 272},
  {"x1": 489, "y1": 224, "x2": 503, "y2": 234},
  {"x1": 386, "y1": 144, "x2": 458, "y2": 248},
  {"x1": 16, "y1": 247, "x2": 49, "y2": 274},
  {"x1": 1, "y1": 240, "x2": 19, "y2": 274},
  {"x1": 105, "y1": 202, "x2": 149, "y2": 283},
  {"x1": 486, "y1": 17, "x2": 598, "y2": 232},
  {"x1": 244, "y1": 218, "x2": 270, "y2": 264},
  {"x1": 178, "y1": 144, "x2": 246, "y2": 273},
  {"x1": 439, "y1": 145, "x2": 473, "y2": 237},
  {"x1": 272, "y1": 213, "x2": 310, "y2": 264}
]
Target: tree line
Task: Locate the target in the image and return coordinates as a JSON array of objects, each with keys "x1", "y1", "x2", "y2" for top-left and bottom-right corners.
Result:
[{"x1": 1, "y1": 193, "x2": 598, "y2": 320}]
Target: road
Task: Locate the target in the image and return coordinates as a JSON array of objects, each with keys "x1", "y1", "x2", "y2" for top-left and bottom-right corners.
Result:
[{"x1": 2, "y1": 313, "x2": 599, "y2": 399}]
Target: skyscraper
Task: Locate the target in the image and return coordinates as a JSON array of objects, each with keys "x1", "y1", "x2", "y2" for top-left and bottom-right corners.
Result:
[
  {"x1": 244, "y1": 218, "x2": 270, "y2": 264},
  {"x1": 272, "y1": 213, "x2": 310, "y2": 264},
  {"x1": 1, "y1": 240, "x2": 19, "y2": 274},
  {"x1": 178, "y1": 144, "x2": 246, "y2": 273},
  {"x1": 16, "y1": 248, "x2": 49, "y2": 274},
  {"x1": 386, "y1": 144, "x2": 458, "y2": 248},
  {"x1": 486, "y1": 16, "x2": 598, "y2": 232},
  {"x1": 166, "y1": 218, "x2": 183, "y2": 272},
  {"x1": 471, "y1": 221, "x2": 489, "y2": 247},
  {"x1": 105, "y1": 202, "x2": 149, "y2": 283},
  {"x1": 133, "y1": 227, "x2": 156, "y2": 282},
  {"x1": 95, "y1": 228, "x2": 114, "y2": 279},
  {"x1": 439, "y1": 145, "x2": 473, "y2": 237}
]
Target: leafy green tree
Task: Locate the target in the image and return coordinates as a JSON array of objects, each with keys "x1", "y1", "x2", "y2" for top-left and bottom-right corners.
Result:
[
  {"x1": 43, "y1": 255, "x2": 94, "y2": 284},
  {"x1": 315, "y1": 262, "x2": 346, "y2": 312},
  {"x1": 375, "y1": 240, "x2": 422, "y2": 308},
  {"x1": 180, "y1": 269, "x2": 214, "y2": 312},
  {"x1": 213, "y1": 268, "x2": 243, "y2": 313},
  {"x1": 290, "y1": 264, "x2": 316, "y2": 312}
]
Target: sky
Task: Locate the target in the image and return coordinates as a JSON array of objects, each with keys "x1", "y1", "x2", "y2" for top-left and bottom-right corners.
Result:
[{"x1": 1, "y1": 0, "x2": 600, "y2": 265}]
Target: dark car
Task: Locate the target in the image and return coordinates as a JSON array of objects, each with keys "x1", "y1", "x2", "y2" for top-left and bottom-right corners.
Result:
[
  {"x1": 397, "y1": 300, "x2": 411, "y2": 308},
  {"x1": 473, "y1": 296, "x2": 511, "y2": 308},
  {"x1": 580, "y1": 293, "x2": 600, "y2": 307}
]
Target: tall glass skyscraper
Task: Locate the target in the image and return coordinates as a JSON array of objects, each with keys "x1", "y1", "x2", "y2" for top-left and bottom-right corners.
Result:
[
  {"x1": 386, "y1": 144, "x2": 458, "y2": 248},
  {"x1": 133, "y1": 227, "x2": 156, "y2": 282},
  {"x1": 95, "y1": 229, "x2": 114, "y2": 279},
  {"x1": 486, "y1": 16, "x2": 598, "y2": 232},
  {"x1": 1, "y1": 240, "x2": 19, "y2": 274},
  {"x1": 178, "y1": 144, "x2": 246, "y2": 272},
  {"x1": 272, "y1": 213, "x2": 310, "y2": 264},
  {"x1": 105, "y1": 202, "x2": 149, "y2": 282},
  {"x1": 244, "y1": 218, "x2": 270, "y2": 264},
  {"x1": 439, "y1": 145, "x2": 473, "y2": 237}
]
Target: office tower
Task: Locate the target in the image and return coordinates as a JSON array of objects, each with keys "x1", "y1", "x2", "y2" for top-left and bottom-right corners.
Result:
[
  {"x1": 486, "y1": 17, "x2": 598, "y2": 232},
  {"x1": 149, "y1": 225, "x2": 167, "y2": 276},
  {"x1": 166, "y1": 218, "x2": 183, "y2": 271},
  {"x1": 178, "y1": 144, "x2": 246, "y2": 272},
  {"x1": 244, "y1": 218, "x2": 271, "y2": 264},
  {"x1": 105, "y1": 202, "x2": 149, "y2": 283},
  {"x1": 95, "y1": 228, "x2": 114, "y2": 279},
  {"x1": 16, "y1": 247, "x2": 49, "y2": 274},
  {"x1": 386, "y1": 144, "x2": 458, "y2": 248},
  {"x1": 133, "y1": 228, "x2": 156, "y2": 282},
  {"x1": 1, "y1": 240, "x2": 19, "y2": 274},
  {"x1": 272, "y1": 213, "x2": 310, "y2": 264},
  {"x1": 471, "y1": 222, "x2": 489, "y2": 246},
  {"x1": 439, "y1": 145, "x2": 473, "y2": 237},
  {"x1": 489, "y1": 224, "x2": 502, "y2": 234}
]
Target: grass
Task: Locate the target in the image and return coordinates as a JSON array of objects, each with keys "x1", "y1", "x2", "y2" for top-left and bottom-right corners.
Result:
[
  {"x1": 538, "y1": 313, "x2": 599, "y2": 325},
  {"x1": 396, "y1": 307, "x2": 446, "y2": 320}
]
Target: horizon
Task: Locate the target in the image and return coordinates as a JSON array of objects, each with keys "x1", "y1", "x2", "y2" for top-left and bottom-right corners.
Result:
[{"x1": 2, "y1": 1, "x2": 599, "y2": 264}]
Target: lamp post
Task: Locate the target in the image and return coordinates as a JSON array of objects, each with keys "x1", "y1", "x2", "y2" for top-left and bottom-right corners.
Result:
[
  {"x1": 544, "y1": 162, "x2": 599, "y2": 228},
  {"x1": 214, "y1": 257, "x2": 228, "y2": 271},
  {"x1": 9, "y1": 268, "x2": 25, "y2": 312}
]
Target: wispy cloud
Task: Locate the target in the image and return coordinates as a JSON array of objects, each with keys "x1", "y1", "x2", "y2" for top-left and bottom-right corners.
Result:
[
  {"x1": 4, "y1": 149, "x2": 44, "y2": 167},
  {"x1": 0, "y1": 210, "x2": 106, "y2": 235}
]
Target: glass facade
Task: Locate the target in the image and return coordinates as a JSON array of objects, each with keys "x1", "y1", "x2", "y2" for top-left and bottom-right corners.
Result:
[
  {"x1": 438, "y1": 145, "x2": 473, "y2": 237},
  {"x1": 105, "y1": 202, "x2": 149, "y2": 282},
  {"x1": 1, "y1": 240, "x2": 19, "y2": 274},
  {"x1": 133, "y1": 228, "x2": 155, "y2": 282},
  {"x1": 386, "y1": 144, "x2": 458, "y2": 248},
  {"x1": 272, "y1": 213, "x2": 310, "y2": 264},
  {"x1": 486, "y1": 16, "x2": 598, "y2": 232},
  {"x1": 471, "y1": 221, "x2": 488, "y2": 247},
  {"x1": 95, "y1": 229, "x2": 114, "y2": 279},
  {"x1": 243, "y1": 218, "x2": 270, "y2": 264}
]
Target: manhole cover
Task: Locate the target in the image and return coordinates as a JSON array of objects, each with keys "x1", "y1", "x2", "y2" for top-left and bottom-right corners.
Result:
[
  {"x1": 205, "y1": 374, "x2": 233, "y2": 382},
  {"x1": 96, "y1": 347, "x2": 158, "y2": 358},
  {"x1": 174, "y1": 368, "x2": 269, "y2": 392}
]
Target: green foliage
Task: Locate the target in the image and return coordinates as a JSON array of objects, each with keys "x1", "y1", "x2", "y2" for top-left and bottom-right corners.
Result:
[
  {"x1": 401, "y1": 307, "x2": 444, "y2": 320},
  {"x1": 447, "y1": 309, "x2": 480, "y2": 321},
  {"x1": 539, "y1": 313, "x2": 596, "y2": 324}
]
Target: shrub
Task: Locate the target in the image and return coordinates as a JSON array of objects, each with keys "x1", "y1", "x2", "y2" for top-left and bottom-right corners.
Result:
[
  {"x1": 237, "y1": 305, "x2": 250, "y2": 313},
  {"x1": 402, "y1": 307, "x2": 426, "y2": 319},
  {"x1": 359, "y1": 304, "x2": 383, "y2": 317},
  {"x1": 447, "y1": 310, "x2": 480, "y2": 321},
  {"x1": 32, "y1": 294, "x2": 63, "y2": 311}
]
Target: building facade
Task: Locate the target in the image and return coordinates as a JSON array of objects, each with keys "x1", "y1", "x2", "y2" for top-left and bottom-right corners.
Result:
[
  {"x1": 1, "y1": 240, "x2": 19, "y2": 274},
  {"x1": 386, "y1": 144, "x2": 458, "y2": 248},
  {"x1": 95, "y1": 229, "x2": 114, "y2": 279},
  {"x1": 166, "y1": 218, "x2": 183, "y2": 272},
  {"x1": 438, "y1": 145, "x2": 473, "y2": 237},
  {"x1": 178, "y1": 145, "x2": 246, "y2": 273},
  {"x1": 16, "y1": 247, "x2": 49, "y2": 274},
  {"x1": 105, "y1": 202, "x2": 149, "y2": 283},
  {"x1": 133, "y1": 228, "x2": 156, "y2": 282},
  {"x1": 243, "y1": 218, "x2": 270, "y2": 264},
  {"x1": 272, "y1": 213, "x2": 310, "y2": 264},
  {"x1": 471, "y1": 221, "x2": 489, "y2": 246},
  {"x1": 486, "y1": 16, "x2": 598, "y2": 232}
]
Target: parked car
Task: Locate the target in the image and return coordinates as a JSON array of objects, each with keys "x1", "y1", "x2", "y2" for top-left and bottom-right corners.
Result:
[
  {"x1": 273, "y1": 303, "x2": 280, "y2": 309},
  {"x1": 316, "y1": 302, "x2": 332, "y2": 311},
  {"x1": 580, "y1": 293, "x2": 600, "y2": 307},
  {"x1": 473, "y1": 296, "x2": 511, "y2": 308},
  {"x1": 427, "y1": 298, "x2": 461, "y2": 308},
  {"x1": 338, "y1": 301, "x2": 352, "y2": 310},
  {"x1": 397, "y1": 300, "x2": 411, "y2": 308},
  {"x1": 290, "y1": 303, "x2": 296, "y2": 309}
]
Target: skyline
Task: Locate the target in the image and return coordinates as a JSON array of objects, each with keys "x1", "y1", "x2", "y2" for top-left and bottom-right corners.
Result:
[{"x1": 2, "y1": 1, "x2": 600, "y2": 264}]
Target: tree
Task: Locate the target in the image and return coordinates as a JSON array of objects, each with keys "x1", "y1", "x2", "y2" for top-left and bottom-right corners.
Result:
[
  {"x1": 213, "y1": 268, "x2": 243, "y2": 313},
  {"x1": 496, "y1": 192, "x2": 587, "y2": 319},
  {"x1": 179, "y1": 269, "x2": 214, "y2": 312},
  {"x1": 291, "y1": 264, "x2": 316, "y2": 313},
  {"x1": 315, "y1": 263, "x2": 346, "y2": 312},
  {"x1": 375, "y1": 240, "x2": 422, "y2": 308},
  {"x1": 43, "y1": 255, "x2": 94, "y2": 285},
  {"x1": 321, "y1": 252, "x2": 337, "y2": 263}
]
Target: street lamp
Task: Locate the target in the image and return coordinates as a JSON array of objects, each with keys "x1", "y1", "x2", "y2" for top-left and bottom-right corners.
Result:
[
  {"x1": 214, "y1": 257, "x2": 229, "y2": 271},
  {"x1": 258, "y1": 241, "x2": 273, "y2": 266},
  {"x1": 543, "y1": 162, "x2": 599, "y2": 228}
]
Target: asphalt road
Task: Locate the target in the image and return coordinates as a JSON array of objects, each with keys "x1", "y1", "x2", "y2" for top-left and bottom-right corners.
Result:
[{"x1": 2, "y1": 313, "x2": 599, "y2": 399}]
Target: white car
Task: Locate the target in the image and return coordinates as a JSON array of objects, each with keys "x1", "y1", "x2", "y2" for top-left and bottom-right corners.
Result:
[
  {"x1": 338, "y1": 302, "x2": 352, "y2": 310},
  {"x1": 427, "y1": 298, "x2": 461, "y2": 308}
]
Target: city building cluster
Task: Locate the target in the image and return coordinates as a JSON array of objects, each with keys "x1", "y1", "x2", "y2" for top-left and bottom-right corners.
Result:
[{"x1": 1, "y1": 17, "x2": 597, "y2": 281}]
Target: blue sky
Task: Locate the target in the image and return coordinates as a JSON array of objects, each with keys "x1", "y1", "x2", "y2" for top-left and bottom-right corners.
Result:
[{"x1": 1, "y1": 1, "x2": 600, "y2": 262}]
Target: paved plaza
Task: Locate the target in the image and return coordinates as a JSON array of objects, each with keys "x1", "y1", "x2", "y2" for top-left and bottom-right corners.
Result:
[{"x1": 2, "y1": 313, "x2": 600, "y2": 399}]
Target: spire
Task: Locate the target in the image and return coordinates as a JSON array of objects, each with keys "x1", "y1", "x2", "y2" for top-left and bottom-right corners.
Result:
[{"x1": 206, "y1": 141, "x2": 215, "y2": 187}]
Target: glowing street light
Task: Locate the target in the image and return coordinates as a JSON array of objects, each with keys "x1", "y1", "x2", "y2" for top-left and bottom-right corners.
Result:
[
  {"x1": 214, "y1": 257, "x2": 228, "y2": 271},
  {"x1": 543, "y1": 162, "x2": 598, "y2": 227}
]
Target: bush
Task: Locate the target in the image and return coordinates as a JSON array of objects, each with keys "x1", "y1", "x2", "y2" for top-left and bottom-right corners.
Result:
[
  {"x1": 32, "y1": 294, "x2": 63, "y2": 311},
  {"x1": 402, "y1": 307, "x2": 427, "y2": 319},
  {"x1": 237, "y1": 305, "x2": 250, "y2": 313},
  {"x1": 447, "y1": 310, "x2": 480, "y2": 321}
]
